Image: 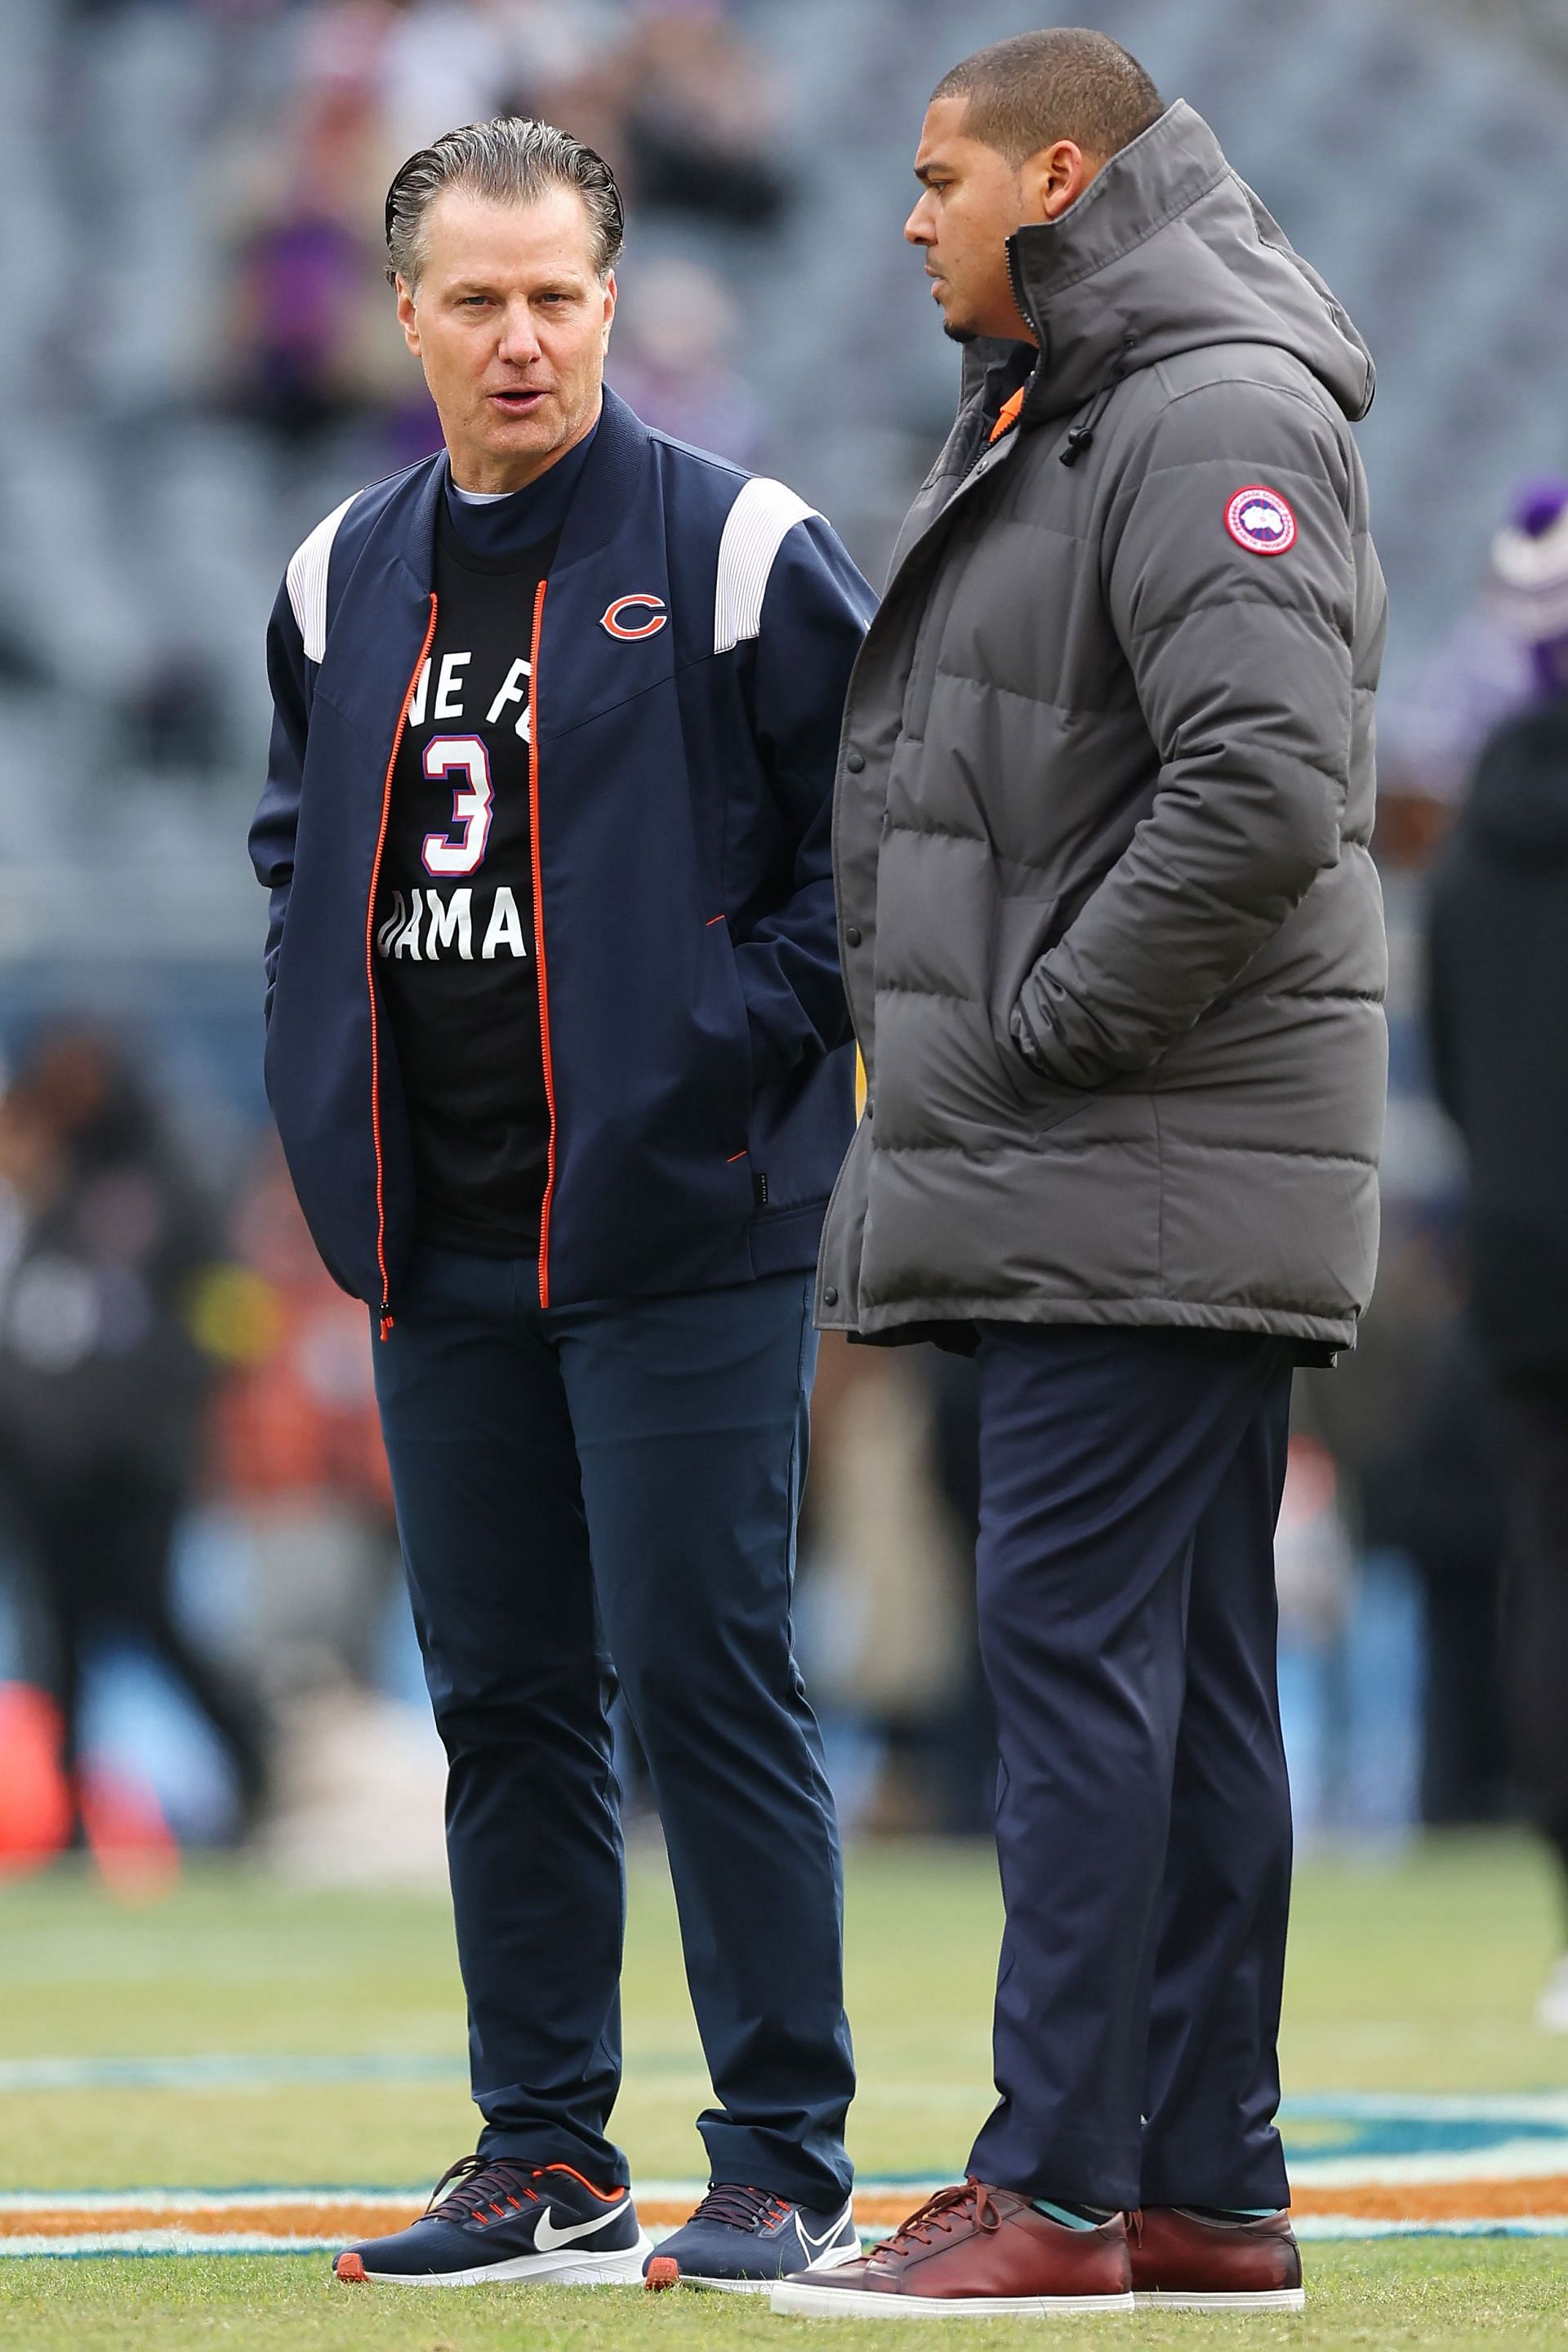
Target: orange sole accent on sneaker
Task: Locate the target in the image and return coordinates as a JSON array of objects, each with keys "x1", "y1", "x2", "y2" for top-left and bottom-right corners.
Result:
[
  {"x1": 333, "y1": 2252, "x2": 366, "y2": 2283},
  {"x1": 644, "y1": 2256, "x2": 679, "y2": 2292}
]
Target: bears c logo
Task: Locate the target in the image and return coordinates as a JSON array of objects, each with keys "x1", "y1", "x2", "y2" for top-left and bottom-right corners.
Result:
[
  {"x1": 1225, "y1": 485, "x2": 1296, "y2": 556},
  {"x1": 600, "y1": 595, "x2": 668, "y2": 639}
]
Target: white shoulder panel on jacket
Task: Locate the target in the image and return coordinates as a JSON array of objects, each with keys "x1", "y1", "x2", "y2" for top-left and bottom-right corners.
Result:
[
  {"x1": 713, "y1": 477, "x2": 819, "y2": 656},
  {"x1": 286, "y1": 492, "x2": 359, "y2": 664}
]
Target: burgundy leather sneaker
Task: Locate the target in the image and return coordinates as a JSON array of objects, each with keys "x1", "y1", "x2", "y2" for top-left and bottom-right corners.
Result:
[
  {"x1": 770, "y1": 2180, "x2": 1133, "y2": 2318},
  {"x1": 1129, "y1": 2206, "x2": 1304, "y2": 2310}
]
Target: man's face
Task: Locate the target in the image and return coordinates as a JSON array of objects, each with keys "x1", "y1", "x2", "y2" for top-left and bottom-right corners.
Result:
[
  {"x1": 905, "y1": 96, "x2": 1098, "y2": 345},
  {"x1": 397, "y1": 184, "x2": 615, "y2": 493}
]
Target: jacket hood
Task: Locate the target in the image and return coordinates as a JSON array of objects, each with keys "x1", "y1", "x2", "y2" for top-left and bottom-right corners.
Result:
[
  {"x1": 960, "y1": 100, "x2": 1375, "y2": 428},
  {"x1": 1464, "y1": 697, "x2": 1568, "y2": 866}
]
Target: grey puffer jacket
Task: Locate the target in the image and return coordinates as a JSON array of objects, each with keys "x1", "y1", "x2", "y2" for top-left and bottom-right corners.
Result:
[{"x1": 817, "y1": 100, "x2": 1388, "y2": 1357}]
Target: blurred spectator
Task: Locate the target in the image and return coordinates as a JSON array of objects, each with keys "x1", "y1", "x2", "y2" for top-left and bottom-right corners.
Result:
[
  {"x1": 213, "y1": 0, "x2": 795, "y2": 494},
  {"x1": 1295, "y1": 1215, "x2": 1506, "y2": 1832},
  {"x1": 608, "y1": 255, "x2": 766, "y2": 466},
  {"x1": 617, "y1": 2, "x2": 787, "y2": 228},
  {"x1": 209, "y1": 1139, "x2": 399, "y2": 1697},
  {"x1": 0, "y1": 1028, "x2": 271, "y2": 1846},
  {"x1": 298, "y1": 0, "x2": 516, "y2": 158},
  {"x1": 799, "y1": 1339, "x2": 979, "y2": 1835},
  {"x1": 920, "y1": 1348, "x2": 997, "y2": 1838},
  {"x1": 1370, "y1": 1330, "x2": 1512, "y2": 1829},
  {"x1": 1378, "y1": 612, "x2": 1534, "y2": 838},
  {"x1": 1267, "y1": 1417, "x2": 1423, "y2": 1844},
  {"x1": 217, "y1": 79, "x2": 438, "y2": 475},
  {"x1": 1427, "y1": 475, "x2": 1568, "y2": 2027}
]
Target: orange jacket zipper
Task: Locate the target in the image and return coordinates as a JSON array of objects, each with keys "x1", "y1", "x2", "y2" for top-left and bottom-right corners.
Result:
[
  {"x1": 368, "y1": 593, "x2": 439, "y2": 1339},
  {"x1": 527, "y1": 580, "x2": 558, "y2": 1308}
]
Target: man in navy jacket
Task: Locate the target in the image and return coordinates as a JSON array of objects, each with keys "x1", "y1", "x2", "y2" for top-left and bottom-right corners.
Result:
[{"x1": 250, "y1": 118, "x2": 872, "y2": 2292}]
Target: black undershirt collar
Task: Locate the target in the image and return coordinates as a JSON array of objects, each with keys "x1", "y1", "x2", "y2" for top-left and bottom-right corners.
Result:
[{"x1": 443, "y1": 418, "x2": 599, "y2": 560}]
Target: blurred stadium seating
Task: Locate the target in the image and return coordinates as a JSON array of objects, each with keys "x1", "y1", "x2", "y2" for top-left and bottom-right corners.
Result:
[{"x1": 3, "y1": 1, "x2": 1568, "y2": 993}]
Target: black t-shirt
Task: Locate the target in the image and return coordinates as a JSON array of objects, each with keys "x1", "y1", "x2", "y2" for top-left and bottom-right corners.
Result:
[{"x1": 374, "y1": 493, "x2": 557, "y2": 1256}]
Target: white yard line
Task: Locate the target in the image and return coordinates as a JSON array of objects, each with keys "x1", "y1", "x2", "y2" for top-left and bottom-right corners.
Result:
[
  {"x1": 1293, "y1": 2144, "x2": 1568, "y2": 2187},
  {"x1": 7, "y1": 2217, "x2": 1568, "y2": 2257}
]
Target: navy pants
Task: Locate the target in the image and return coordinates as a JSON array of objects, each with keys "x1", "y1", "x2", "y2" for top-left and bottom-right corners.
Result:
[
  {"x1": 372, "y1": 1248, "x2": 854, "y2": 2206},
  {"x1": 966, "y1": 1325, "x2": 1295, "y2": 2215}
]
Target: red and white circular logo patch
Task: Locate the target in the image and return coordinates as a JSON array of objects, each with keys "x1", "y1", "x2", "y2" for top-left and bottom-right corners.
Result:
[
  {"x1": 600, "y1": 594, "x2": 667, "y2": 639},
  {"x1": 1224, "y1": 484, "x2": 1296, "y2": 556}
]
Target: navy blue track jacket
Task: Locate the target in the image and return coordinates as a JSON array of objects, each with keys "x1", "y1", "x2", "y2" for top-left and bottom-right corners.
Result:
[{"x1": 250, "y1": 389, "x2": 875, "y2": 1319}]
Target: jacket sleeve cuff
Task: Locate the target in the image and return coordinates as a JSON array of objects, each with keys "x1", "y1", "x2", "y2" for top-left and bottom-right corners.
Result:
[{"x1": 1009, "y1": 998, "x2": 1052, "y2": 1074}]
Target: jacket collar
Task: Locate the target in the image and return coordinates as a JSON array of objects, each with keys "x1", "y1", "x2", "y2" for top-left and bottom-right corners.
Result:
[
  {"x1": 552, "y1": 386, "x2": 653, "y2": 576},
  {"x1": 393, "y1": 386, "x2": 655, "y2": 596}
]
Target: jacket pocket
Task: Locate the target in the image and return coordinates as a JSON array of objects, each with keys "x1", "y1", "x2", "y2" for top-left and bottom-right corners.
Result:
[
  {"x1": 987, "y1": 890, "x2": 1089, "y2": 1127},
  {"x1": 695, "y1": 917, "x2": 756, "y2": 1156}
]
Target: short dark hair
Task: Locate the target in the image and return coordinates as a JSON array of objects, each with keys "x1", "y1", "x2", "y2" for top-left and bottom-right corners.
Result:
[
  {"x1": 933, "y1": 29, "x2": 1163, "y2": 167},
  {"x1": 385, "y1": 117, "x2": 625, "y2": 289}
]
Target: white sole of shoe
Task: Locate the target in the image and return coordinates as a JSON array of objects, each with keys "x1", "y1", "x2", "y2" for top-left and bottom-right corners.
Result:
[
  {"x1": 350, "y1": 2233, "x2": 653, "y2": 2287},
  {"x1": 679, "y1": 2240, "x2": 863, "y2": 2295},
  {"x1": 770, "y1": 2280, "x2": 1136, "y2": 2319},
  {"x1": 1134, "y1": 2287, "x2": 1306, "y2": 2311}
]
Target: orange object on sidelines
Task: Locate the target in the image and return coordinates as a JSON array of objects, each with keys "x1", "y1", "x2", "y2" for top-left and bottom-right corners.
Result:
[
  {"x1": 0, "y1": 1685, "x2": 71, "y2": 1873},
  {"x1": 79, "y1": 1768, "x2": 180, "y2": 1904},
  {"x1": 0, "y1": 1680, "x2": 180, "y2": 1897}
]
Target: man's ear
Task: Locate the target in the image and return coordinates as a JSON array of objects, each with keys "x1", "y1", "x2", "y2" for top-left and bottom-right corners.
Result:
[
  {"x1": 1026, "y1": 138, "x2": 1098, "y2": 223},
  {"x1": 601, "y1": 269, "x2": 617, "y2": 350},
  {"x1": 395, "y1": 277, "x2": 421, "y2": 358}
]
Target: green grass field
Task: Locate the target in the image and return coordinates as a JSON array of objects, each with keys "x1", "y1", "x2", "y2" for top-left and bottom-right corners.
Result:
[
  {"x1": 2, "y1": 1836, "x2": 1567, "y2": 2347},
  {"x1": 4, "y1": 2243, "x2": 1568, "y2": 2352}
]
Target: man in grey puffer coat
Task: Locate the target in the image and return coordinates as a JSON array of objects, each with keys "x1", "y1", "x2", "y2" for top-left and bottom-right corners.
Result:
[{"x1": 781, "y1": 29, "x2": 1385, "y2": 2325}]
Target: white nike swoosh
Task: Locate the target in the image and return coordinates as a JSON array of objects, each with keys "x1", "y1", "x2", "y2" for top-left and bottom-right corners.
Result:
[
  {"x1": 795, "y1": 2207, "x2": 853, "y2": 2258},
  {"x1": 533, "y1": 2199, "x2": 630, "y2": 2253}
]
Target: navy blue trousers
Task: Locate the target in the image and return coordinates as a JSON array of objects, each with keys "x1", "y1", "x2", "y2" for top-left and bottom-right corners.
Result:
[
  {"x1": 372, "y1": 1248, "x2": 854, "y2": 2206},
  {"x1": 966, "y1": 1325, "x2": 1295, "y2": 2215}
]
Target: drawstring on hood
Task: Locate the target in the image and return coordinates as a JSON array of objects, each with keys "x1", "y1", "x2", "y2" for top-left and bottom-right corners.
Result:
[{"x1": 1060, "y1": 376, "x2": 1120, "y2": 468}]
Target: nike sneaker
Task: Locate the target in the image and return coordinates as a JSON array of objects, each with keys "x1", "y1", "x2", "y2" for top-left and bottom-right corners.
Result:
[
  {"x1": 332, "y1": 2154, "x2": 651, "y2": 2285},
  {"x1": 644, "y1": 2181, "x2": 859, "y2": 2292}
]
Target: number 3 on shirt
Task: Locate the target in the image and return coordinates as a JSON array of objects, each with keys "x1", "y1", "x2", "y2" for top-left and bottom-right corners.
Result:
[{"x1": 421, "y1": 736, "x2": 493, "y2": 876}]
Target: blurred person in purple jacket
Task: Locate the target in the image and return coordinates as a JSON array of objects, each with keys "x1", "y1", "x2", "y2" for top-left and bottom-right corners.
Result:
[
  {"x1": 1428, "y1": 476, "x2": 1568, "y2": 2031},
  {"x1": 224, "y1": 79, "x2": 440, "y2": 471}
]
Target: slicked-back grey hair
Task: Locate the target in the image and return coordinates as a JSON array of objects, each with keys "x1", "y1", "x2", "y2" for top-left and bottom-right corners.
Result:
[{"x1": 385, "y1": 118, "x2": 625, "y2": 291}]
